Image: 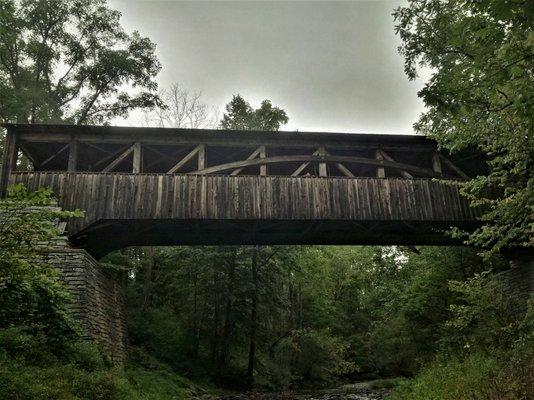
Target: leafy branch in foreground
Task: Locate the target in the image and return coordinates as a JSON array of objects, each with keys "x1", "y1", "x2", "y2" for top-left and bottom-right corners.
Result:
[
  {"x1": 0, "y1": 184, "x2": 83, "y2": 339},
  {"x1": 394, "y1": 0, "x2": 534, "y2": 255}
]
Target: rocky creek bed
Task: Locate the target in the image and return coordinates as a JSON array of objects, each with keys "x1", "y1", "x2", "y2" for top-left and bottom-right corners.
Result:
[{"x1": 198, "y1": 382, "x2": 391, "y2": 400}]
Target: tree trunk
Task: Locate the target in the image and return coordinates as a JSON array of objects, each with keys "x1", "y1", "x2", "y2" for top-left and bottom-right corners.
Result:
[
  {"x1": 247, "y1": 247, "x2": 259, "y2": 385},
  {"x1": 191, "y1": 269, "x2": 200, "y2": 358},
  {"x1": 298, "y1": 282, "x2": 303, "y2": 329},
  {"x1": 141, "y1": 246, "x2": 156, "y2": 310},
  {"x1": 211, "y1": 265, "x2": 221, "y2": 363},
  {"x1": 217, "y1": 249, "x2": 237, "y2": 376}
]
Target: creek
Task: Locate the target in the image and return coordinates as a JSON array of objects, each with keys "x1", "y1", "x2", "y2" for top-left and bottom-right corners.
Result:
[{"x1": 199, "y1": 382, "x2": 390, "y2": 400}]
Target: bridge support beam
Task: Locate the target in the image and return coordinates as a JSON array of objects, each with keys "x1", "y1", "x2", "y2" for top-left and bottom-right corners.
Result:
[{"x1": 43, "y1": 237, "x2": 126, "y2": 363}]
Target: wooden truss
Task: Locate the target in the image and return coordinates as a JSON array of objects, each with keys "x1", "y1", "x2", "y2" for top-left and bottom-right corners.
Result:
[
  {"x1": 30, "y1": 142, "x2": 468, "y2": 179},
  {"x1": 0, "y1": 125, "x2": 474, "y2": 196}
]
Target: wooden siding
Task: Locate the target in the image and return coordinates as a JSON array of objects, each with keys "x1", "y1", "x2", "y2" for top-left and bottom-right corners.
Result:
[{"x1": 9, "y1": 172, "x2": 480, "y2": 239}]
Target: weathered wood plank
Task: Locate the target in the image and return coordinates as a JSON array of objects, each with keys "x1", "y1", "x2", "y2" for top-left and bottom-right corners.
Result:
[
  {"x1": 318, "y1": 146, "x2": 327, "y2": 177},
  {"x1": 432, "y1": 152, "x2": 442, "y2": 176},
  {"x1": 291, "y1": 149, "x2": 320, "y2": 177},
  {"x1": 168, "y1": 145, "x2": 201, "y2": 174},
  {"x1": 132, "y1": 142, "x2": 143, "y2": 173},
  {"x1": 68, "y1": 140, "x2": 78, "y2": 172},
  {"x1": 231, "y1": 146, "x2": 263, "y2": 176},
  {"x1": 259, "y1": 145, "x2": 267, "y2": 177},
  {"x1": 378, "y1": 150, "x2": 413, "y2": 178},
  {"x1": 102, "y1": 145, "x2": 135, "y2": 172},
  {"x1": 7, "y1": 172, "x2": 480, "y2": 243},
  {"x1": 194, "y1": 154, "x2": 439, "y2": 177},
  {"x1": 14, "y1": 128, "x2": 438, "y2": 153},
  {"x1": 375, "y1": 150, "x2": 385, "y2": 178},
  {"x1": 439, "y1": 154, "x2": 469, "y2": 180}
]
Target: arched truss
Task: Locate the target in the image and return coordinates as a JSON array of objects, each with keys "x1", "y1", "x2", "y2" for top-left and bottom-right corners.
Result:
[{"x1": 84, "y1": 143, "x2": 469, "y2": 180}]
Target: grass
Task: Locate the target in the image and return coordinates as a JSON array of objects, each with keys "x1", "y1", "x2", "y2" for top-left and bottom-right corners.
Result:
[
  {"x1": 0, "y1": 328, "x2": 217, "y2": 400},
  {"x1": 366, "y1": 377, "x2": 406, "y2": 390},
  {"x1": 388, "y1": 352, "x2": 533, "y2": 400},
  {"x1": 125, "y1": 349, "x2": 218, "y2": 400}
]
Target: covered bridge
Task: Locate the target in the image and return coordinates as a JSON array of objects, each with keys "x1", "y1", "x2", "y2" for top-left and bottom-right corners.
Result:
[{"x1": 1, "y1": 124, "x2": 485, "y2": 257}]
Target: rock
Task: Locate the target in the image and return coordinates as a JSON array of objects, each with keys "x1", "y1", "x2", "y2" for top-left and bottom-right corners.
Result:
[{"x1": 196, "y1": 386, "x2": 390, "y2": 400}]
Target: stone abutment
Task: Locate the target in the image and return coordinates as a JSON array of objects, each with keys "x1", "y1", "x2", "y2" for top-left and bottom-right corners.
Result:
[
  {"x1": 499, "y1": 251, "x2": 534, "y2": 316},
  {"x1": 43, "y1": 237, "x2": 126, "y2": 363}
]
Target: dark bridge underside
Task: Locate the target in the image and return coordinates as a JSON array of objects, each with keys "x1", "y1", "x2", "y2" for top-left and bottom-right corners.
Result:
[{"x1": 75, "y1": 219, "x2": 480, "y2": 258}]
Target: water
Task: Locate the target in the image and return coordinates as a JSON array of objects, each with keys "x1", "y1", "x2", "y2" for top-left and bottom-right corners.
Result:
[{"x1": 199, "y1": 383, "x2": 389, "y2": 400}]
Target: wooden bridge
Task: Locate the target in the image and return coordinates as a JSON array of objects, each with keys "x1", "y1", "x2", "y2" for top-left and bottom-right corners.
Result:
[{"x1": 1, "y1": 124, "x2": 485, "y2": 257}]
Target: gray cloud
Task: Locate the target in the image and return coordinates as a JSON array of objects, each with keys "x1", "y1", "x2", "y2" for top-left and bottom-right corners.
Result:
[{"x1": 110, "y1": 0, "x2": 428, "y2": 134}]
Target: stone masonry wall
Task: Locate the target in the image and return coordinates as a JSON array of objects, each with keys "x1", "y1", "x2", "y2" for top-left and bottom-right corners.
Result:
[
  {"x1": 42, "y1": 237, "x2": 127, "y2": 363},
  {"x1": 496, "y1": 252, "x2": 534, "y2": 316}
]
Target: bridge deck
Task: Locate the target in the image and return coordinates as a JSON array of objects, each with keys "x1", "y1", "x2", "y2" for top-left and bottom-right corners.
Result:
[{"x1": 10, "y1": 172, "x2": 481, "y2": 256}]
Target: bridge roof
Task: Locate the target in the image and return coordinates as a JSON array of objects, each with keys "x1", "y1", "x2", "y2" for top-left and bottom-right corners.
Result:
[{"x1": 4, "y1": 123, "x2": 433, "y2": 144}]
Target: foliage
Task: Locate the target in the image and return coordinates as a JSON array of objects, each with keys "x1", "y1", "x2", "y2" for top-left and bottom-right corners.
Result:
[
  {"x1": 127, "y1": 306, "x2": 189, "y2": 369},
  {"x1": 271, "y1": 328, "x2": 355, "y2": 387},
  {"x1": 350, "y1": 247, "x2": 495, "y2": 376},
  {"x1": 220, "y1": 94, "x2": 289, "y2": 131},
  {"x1": 0, "y1": 328, "x2": 133, "y2": 400},
  {"x1": 393, "y1": 337, "x2": 533, "y2": 400},
  {"x1": 117, "y1": 244, "x2": 505, "y2": 390},
  {"x1": 0, "y1": 327, "x2": 207, "y2": 400},
  {"x1": 0, "y1": 184, "x2": 82, "y2": 340},
  {"x1": 125, "y1": 367, "x2": 197, "y2": 400},
  {"x1": 126, "y1": 348, "x2": 215, "y2": 400},
  {"x1": 392, "y1": 270, "x2": 534, "y2": 399},
  {"x1": 394, "y1": 0, "x2": 534, "y2": 254},
  {"x1": 392, "y1": 353, "x2": 502, "y2": 400},
  {"x1": 0, "y1": 0, "x2": 161, "y2": 124},
  {"x1": 443, "y1": 271, "x2": 520, "y2": 352}
]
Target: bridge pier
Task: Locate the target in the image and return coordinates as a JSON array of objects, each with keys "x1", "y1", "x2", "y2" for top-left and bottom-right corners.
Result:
[
  {"x1": 43, "y1": 237, "x2": 126, "y2": 363},
  {"x1": 497, "y1": 251, "x2": 534, "y2": 315}
]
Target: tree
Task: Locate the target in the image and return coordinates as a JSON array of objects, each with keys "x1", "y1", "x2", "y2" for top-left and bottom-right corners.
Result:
[
  {"x1": 143, "y1": 83, "x2": 219, "y2": 129},
  {"x1": 0, "y1": 0, "x2": 161, "y2": 125},
  {"x1": 218, "y1": 95, "x2": 288, "y2": 384},
  {"x1": 220, "y1": 94, "x2": 289, "y2": 131},
  {"x1": 394, "y1": 0, "x2": 533, "y2": 255}
]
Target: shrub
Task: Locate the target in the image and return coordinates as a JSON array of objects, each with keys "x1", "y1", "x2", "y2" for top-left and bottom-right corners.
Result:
[
  {"x1": 392, "y1": 353, "x2": 498, "y2": 400},
  {"x1": 262, "y1": 328, "x2": 355, "y2": 388},
  {"x1": 0, "y1": 328, "x2": 134, "y2": 400},
  {"x1": 127, "y1": 306, "x2": 189, "y2": 367},
  {"x1": 63, "y1": 340, "x2": 108, "y2": 372},
  {"x1": 392, "y1": 289, "x2": 534, "y2": 400}
]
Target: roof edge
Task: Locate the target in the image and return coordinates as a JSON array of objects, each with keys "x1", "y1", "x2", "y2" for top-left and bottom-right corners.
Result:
[{"x1": 2, "y1": 123, "x2": 430, "y2": 143}]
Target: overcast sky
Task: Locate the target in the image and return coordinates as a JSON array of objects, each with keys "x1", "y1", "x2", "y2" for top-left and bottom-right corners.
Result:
[{"x1": 109, "y1": 0, "x2": 428, "y2": 134}]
